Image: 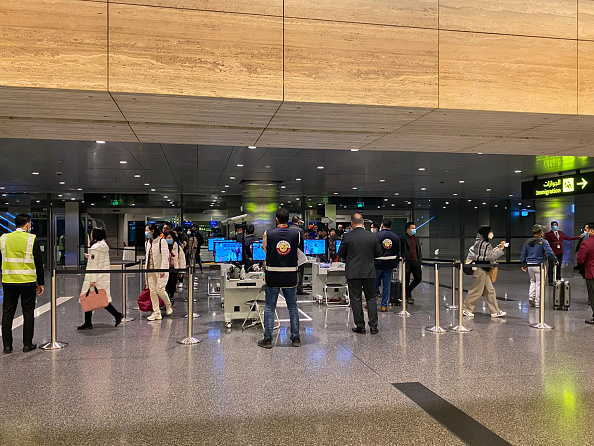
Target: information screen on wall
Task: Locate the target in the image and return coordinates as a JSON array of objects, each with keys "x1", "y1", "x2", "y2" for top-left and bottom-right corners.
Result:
[{"x1": 522, "y1": 173, "x2": 593, "y2": 199}]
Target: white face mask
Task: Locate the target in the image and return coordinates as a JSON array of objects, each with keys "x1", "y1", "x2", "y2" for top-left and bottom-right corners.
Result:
[{"x1": 488, "y1": 232, "x2": 494, "y2": 240}]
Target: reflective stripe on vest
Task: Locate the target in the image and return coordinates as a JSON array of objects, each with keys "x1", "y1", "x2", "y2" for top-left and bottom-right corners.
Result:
[
  {"x1": 376, "y1": 255, "x2": 398, "y2": 261},
  {"x1": 1, "y1": 232, "x2": 37, "y2": 283},
  {"x1": 265, "y1": 266, "x2": 299, "y2": 272}
]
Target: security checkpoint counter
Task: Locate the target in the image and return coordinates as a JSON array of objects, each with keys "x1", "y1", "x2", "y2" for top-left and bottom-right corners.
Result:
[{"x1": 222, "y1": 271, "x2": 265, "y2": 329}]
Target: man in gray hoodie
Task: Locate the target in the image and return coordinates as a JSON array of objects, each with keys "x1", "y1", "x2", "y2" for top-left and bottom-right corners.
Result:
[{"x1": 520, "y1": 224, "x2": 558, "y2": 308}]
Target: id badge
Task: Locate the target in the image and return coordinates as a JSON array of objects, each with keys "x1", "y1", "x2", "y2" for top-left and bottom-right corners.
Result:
[{"x1": 557, "y1": 244, "x2": 561, "y2": 249}]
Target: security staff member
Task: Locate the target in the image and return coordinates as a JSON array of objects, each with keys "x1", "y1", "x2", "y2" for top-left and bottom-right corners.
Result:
[
  {"x1": 243, "y1": 223, "x2": 258, "y2": 270},
  {"x1": 375, "y1": 218, "x2": 401, "y2": 312},
  {"x1": 544, "y1": 221, "x2": 583, "y2": 284},
  {"x1": 401, "y1": 222, "x2": 422, "y2": 305},
  {"x1": 1, "y1": 214, "x2": 45, "y2": 354},
  {"x1": 258, "y1": 208, "x2": 301, "y2": 348},
  {"x1": 337, "y1": 213, "x2": 382, "y2": 334}
]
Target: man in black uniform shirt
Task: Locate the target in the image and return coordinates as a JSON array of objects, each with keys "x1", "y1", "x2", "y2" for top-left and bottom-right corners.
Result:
[{"x1": 375, "y1": 218, "x2": 401, "y2": 312}]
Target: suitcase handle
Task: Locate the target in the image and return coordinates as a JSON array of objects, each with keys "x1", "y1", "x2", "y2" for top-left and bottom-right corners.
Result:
[{"x1": 85, "y1": 286, "x2": 99, "y2": 297}]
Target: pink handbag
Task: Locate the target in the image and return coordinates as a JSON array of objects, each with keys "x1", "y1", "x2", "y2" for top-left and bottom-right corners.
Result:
[{"x1": 79, "y1": 287, "x2": 109, "y2": 312}]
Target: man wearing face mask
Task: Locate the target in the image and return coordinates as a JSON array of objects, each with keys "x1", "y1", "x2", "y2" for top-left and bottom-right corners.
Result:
[
  {"x1": 577, "y1": 223, "x2": 594, "y2": 324},
  {"x1": 545, "y1": 221, "x2": 583, "y2": 285},
  {"x1": 1, "y1": 214, "x2": 45, "y2": 354},
  {"x1": 401, "y1": 222, "x2": 422, "y2": 305}
]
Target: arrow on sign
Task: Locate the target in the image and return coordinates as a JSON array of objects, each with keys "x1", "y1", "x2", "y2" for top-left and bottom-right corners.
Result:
[{"x1": 578, "y1": 178, "x2": 588, "y2": 189}]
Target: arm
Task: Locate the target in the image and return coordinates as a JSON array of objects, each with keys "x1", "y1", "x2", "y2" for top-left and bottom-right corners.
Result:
[
  {"x1": 85, "y1": 247, "x2": 100, "y2": 284},
  {"x1": 159, "y1": 239, "x2": 169, "y2": 270},
  {"x1": 262, "y1": 231, "x2": 267, "y2": 253},
  {"x1": 483, "y1": 242, "x2": 504, "y2": 262},
  {"x1": 374, "y1": 241, "x2": 382, "y2": 258},
  {"x1": 337, "y1": 237, "x2": 347, "y2": 259},
  {"x1": 178, "y1": 244, "x2": 186, "y2": 270},
  {"x1": 394, "y1": 235, "x2": 401, "y2": 258},
  {"x1": 542, "y1": 240, "x2": 557, "y2": 263},
  {"x1": 520, "y1": 242, "x2": 527, "y2": 264},
  {"x1": 33, "y1": 239, "x2": 45, "y2": 286},
  {"x1": 563, "y1": 232, "x2": 581, "y2": 242}
]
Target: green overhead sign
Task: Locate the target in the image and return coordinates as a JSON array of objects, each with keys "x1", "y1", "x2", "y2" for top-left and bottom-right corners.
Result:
[{"x1": 522, "y1": 172, "x2": 593, "y2": 199}]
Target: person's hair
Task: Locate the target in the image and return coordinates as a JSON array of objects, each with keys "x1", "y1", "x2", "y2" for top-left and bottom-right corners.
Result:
[
  {"x1": 245, "y1": 223, "x2": 255, "y2": 235},
  {"x1": 175, "y1": 226, "x2": 184, "y2": 233},
  {"x1": 163, "y1": 222, "x2": 172, "y2": 228},
  {"x1": 236, "y1": 226, "x2": 244, "y2": 232},
  {"x1": 292, "y1": 215, "x2": 300, "y2": 223},
  {"x1": 586, "y1": 223, "x2": 594, "y2": 232},
  {"x1": 147, "y1": 223, "x2": 161, "y2": 239},
  {"x1": 14, "y1": 214, "x2": 31, "y2": 228},
  {"x1": 551, "y1": 221, "x2": 558, "y2": 226},
  {"x1": 405, "y1": 222, "x2": 415, "y2": 230},
  {"x1": 351, "y1": 213, "x2": 364, "y2": 226},
  {"x1": 90, "y1": 228, "x2": 108, "y2": 247},
  {"x1": 329, "y1": 228, "x2": 336, "y2": 234},
  {"x1": 381, "y1": 218, "x2": 392, "y2": 229},
  {"x1": 477, "y1": 226, "x2": 492, "y2": 241},
  {"x1": 276, "y1": 208, "x2": 290, "y2": 224}
]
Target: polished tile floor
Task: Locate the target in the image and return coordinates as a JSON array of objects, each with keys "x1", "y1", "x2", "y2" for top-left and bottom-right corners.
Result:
[{"x1": 0, "y1": 265, "x2": 593, "y2": 445}]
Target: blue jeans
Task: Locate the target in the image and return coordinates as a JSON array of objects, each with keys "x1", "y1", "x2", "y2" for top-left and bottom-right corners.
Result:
[
  {"x1": 264, "y1": 285, "x2": 300, "y2": 341},
  {"x1": 375, "y1": 268, "x2": 393, "y2": 307}
]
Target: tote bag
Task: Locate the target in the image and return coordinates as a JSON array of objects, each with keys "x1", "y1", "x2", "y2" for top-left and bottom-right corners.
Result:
[{"x1": 79, "y1": 287, "x2": 109, "y2": 312}]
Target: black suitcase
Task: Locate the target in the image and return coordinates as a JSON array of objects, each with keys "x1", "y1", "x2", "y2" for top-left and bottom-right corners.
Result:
[
  {"x1": 552, "y1": 270, "x2": 570, "y2": 311},
  {"x1": 389, "y1": 280, "x2": 402, "y2": 306}
]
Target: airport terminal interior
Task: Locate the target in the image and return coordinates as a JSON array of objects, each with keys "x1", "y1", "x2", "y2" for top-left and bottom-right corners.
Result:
[{"x1": 3, "y1": 1, "x2": 594, "y2": 445}]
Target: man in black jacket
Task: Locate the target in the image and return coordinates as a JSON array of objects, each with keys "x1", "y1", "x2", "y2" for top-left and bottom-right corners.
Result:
[
  {"x1": 401, "y1": 222, "x2": 422, "y2": 305},
  {"x1": 375, "y1": 218, "x2": 400, "y2": 312},
  {"x1": 337, "y1": 213, "x2": 382, "y2": 334},
  {"x1": 243, "y1": 224, "x2": 258, "y2": 271}
]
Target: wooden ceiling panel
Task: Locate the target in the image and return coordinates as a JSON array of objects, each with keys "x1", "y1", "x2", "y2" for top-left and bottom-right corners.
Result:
[
  {"x1": 579, "y1": 0, "x2": 594, "y2": 40},
  {"x1": 109, "y1": 4, "x2": 283, "y2": 100},
  {"x1": 464, "y1": 138, "x2": 586, "y2": 156},
  {"x1": 511, "y1": 115, "x2": 594, "y2": 141},
  {"x1": 257, "y1": 129, "x2": 382, "y2": 150},
  {"x1": 0, "y1": 0, "x2": 107, "y2": 90},
  {"x1": 579, "y1": 41, "x2": 594, "y2": 116},
  {"x1": 114, "y1": 0, "x2": 282, "y2": 15},
  {"x1": 365, "y1": 134, "x2": 492, "y2": 152},
  {"x1": 130, "y1": 123, "x2": 261, "y2": 145}
]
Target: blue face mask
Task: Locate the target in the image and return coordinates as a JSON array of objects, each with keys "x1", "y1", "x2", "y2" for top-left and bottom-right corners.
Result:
[
  {"x1": 585, "y1": 231, "x2": 590, "y2": 239},
  {"x1": 552, "y1": 225, "x2": 558, "y2": 231},
  {"x1": 166, "y1": 238, "x2": 174, "y2": 245},
  {"x1": 145, "y1": 231, "x2": 151, "y2": 239},
  {"x1": 411, "y1": 229, "x2": 417, "y2": 236}
]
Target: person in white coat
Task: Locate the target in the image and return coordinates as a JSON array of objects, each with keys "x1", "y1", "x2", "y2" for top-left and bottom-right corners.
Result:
[
  {"x1": 77, "y1": 229, "x2": 122, "y2": 330},
  {"x1": 145, "y1": 224, "x2": 173, "y2": 321},
  {"x1": 165, "y1": 232, "x2": 186, "y2": 305}
]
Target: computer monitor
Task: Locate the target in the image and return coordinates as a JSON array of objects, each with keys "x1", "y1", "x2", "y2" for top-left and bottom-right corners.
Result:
[
  {"x1": 335, "y1": 240, "x2": 341, "y2": 252},
  {"x1": 208, "y1": 237, "x2": 225, "y2": 251},
  {"x1": 251, "y1": 242, "x2": 266, "y2": 261},
  {"x1": 304, "y1": 239, "x2": 326, "y2": 255},
  {"x1": 214, "y1": 241, "x2": 243, "y2": 263}
]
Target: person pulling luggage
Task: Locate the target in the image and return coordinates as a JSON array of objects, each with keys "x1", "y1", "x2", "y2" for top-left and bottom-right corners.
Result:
[{"x1": 520, "y1": 225, "x2": 558, "y2": 308}]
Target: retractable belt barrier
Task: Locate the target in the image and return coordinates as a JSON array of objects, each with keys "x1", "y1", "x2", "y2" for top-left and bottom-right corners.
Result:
[{"x1": 40, "y1": 266, "x2": 201, "y2": 351}]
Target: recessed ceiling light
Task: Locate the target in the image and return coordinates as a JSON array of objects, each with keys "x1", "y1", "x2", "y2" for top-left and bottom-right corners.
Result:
[
  {"x1": 151, "y1": 189, "x2": 155, "y2": 192},
  {"x1": 0, "y1": 187, "x2": 4, "y2": 190},
  {"x1": 164, "y1": 196, "x2": 168, "y2": 199},
  {"x1": 230, "y1": 176, "x2": 235, "y2": 180},
  {"x1": 445, "y1": 201, "x2": 450, "y2": 204},
  {"x1": 210, "y1": 204, "x2": 214, "y2": 207},
  {"x1": 58, "y1": 194, "x2": 63, "y2": 197},
  {"x1": 478, "y1": 152, "x2": 483, "y2": 155},
  {"x1": 518, "y1": 202, "x2": 522, "y2": 205},
  {"x1": 352, "y1": 187, "x2": 357, "y2": 190},
  {"x1": 486, "y1": 188, "x2": 491, "y2": 192},
  {"x1": 96, "y1": 140, "x2": 105, "y2": 144},
  {"x1": 264, "y1": 165, "x2": 271, "y2": 169},
  {"x1": 495, "y1": 204, "x2": 499, "y2": 208},
  {"x1": 391, "y1": 204, "x2": 395, "y2": 206},
  {"x1": 144, "y1": 183, "x2": 150, "y2": 186},
  {"x1": 384, "y1": 198, "x2": 388, "y2": 201},
  {"x1": 515, "y1": 170, "x2": 522, "y2": 173},
  {"x1": 453, "y1": 193, "x2": 458, "y2": 196},
  {"x1": 134, "y1": 175, "x2": 141, "y2": 178},
  {"x1": 70, "y1": 198, "x2": 75, "y2": 201},
  {"x1": 131, "y1": 203, "x2": 135, "y2": 206},
  {"x1": 77, "y1": 188, "x2": 82, "y2": 191},
  {"x1": 32, "y1": 172, "x2": 39, "y2": 175},
  {"x1": 509, "y1": 194, "x2": 514, "y2": 197},
  {"x1": 459, "y1": 180, "x2": 465, "y2": 183},
  {"x1": 237, "y1": 164, "x2": 244, "y2": 167},
  {"x1": 483, "y1": 202, "x2": 487, "y2": 205},
  {"x1": 248, "y1": 146, "x2": 257, "y2": 149},
  {"x1": 527, "y1": 205, "x2": 531, "y2": 208},
  {"x1": 119, "y1": 161, "x2": 127, "y2": 164},
  {"x1": 280, "y1": 185, "x2": 286, "y2": 189},
  {"x1": 4, "y1": 202, "x2": 8, "y2": 205},
  {"x1": 91, "y1": 203, "x2": 95, "y2": 206},
  {"x1": 443, "y1": 206, "x2": 446, "y2": 209},
  {"x1": 380, "y1": 179, "x2": 385, "y2": 182},
  {"x1": 296, "y1": 178, "x2": 301, "y2": 181},
  {"x1": 1, "y1": 194, "x2": 6, "y2": 197},
  {"x1": 351, "y1": 149, "x2": 359, "y2": 152},
  {"x1": 394, "y1": 193, "x2": 399, "y2": 196},
  {"x1": 36, "y1": 200, "x2": 40, "y2": 203},
  {"x1": 474, "y1": 206, "x2": 478, "y2": 209},
  {"x1": 222, "y1": 191, "x2": 226, "y2": 193},
  {"x1": 421, "y1": 187, "x2": 426, "y2": 191},
  {"x1": 224, "y1": 185, "x2": 229, "y2": 188},
  {"x1": 317, "y1": 166, "x2": 324, "y2": 169},
  {"x1": 468, "y1": 199, "x2": 472, "y2": 202},
  {"x1": 418, "y1": 167, "x2": 426, "y2": 171},
  {"x1": 59, "y1": 181, "x2": 65, "y2": 185},
  {"x1": 334, "y1": 192, "x2": 338, "y2": 195}
]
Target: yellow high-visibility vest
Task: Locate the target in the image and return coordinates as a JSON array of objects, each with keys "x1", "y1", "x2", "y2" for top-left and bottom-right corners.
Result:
[{"x1": 0, "y1": 230, "x2": 37, "y2": 284}]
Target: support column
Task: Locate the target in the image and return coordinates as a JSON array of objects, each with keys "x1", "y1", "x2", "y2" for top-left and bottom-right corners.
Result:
[
  {"x1": 64, "y1": 202, "x2": 79, "y2": 267},
  {"x1": 241, "y1": 181, "x2": 280, "y2": 237}
]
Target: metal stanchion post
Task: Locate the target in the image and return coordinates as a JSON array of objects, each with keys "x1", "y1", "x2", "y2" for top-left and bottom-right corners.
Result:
[
  {"x1": 531, "y1": 262, "x2": 553, "y2": 330},
  {"x1": 427, "y1": 264, "x2": 446, "y2": 333},
  {"x1": 132, "y1": 260, "x2": 142, "y2": 311},
  {"x1": 396, "y1": 258, "x2": 410, "y2": 317},
  {"x1": 121, "y1": 264, "x2": 135, "y2": 322},
  {"x1": 40, "y1": 270, "x2": 68, "y2": 350},
  {"x1": 445, "y1": 261, "x2": 458, "y2": 310},
  {"x1": 184, "y1": 267, "x2": 201, "y2": 319},
  {"x1": 449, "y1": 262, "x2": 472, "y2": 333},
  {"x1": 178, "y1": 267, "x2": 202, "y2": 345}
]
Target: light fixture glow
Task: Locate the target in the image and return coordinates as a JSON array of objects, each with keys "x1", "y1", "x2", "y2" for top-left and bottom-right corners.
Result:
[
  {"x1": 351, "y1": 149, "x2": 359, "y2": 152},
  {"x1": 486, "y1": 188, "x2": 491, "y2": 191},
  {"x1": 459, "y1": 180, "x2": 465, "y2": 183},
  {"x1": 352, "y1": 187, "x2": 357, "y2": 190},
  {"x1": 296, "y1": 178, "x2": 301, "y2": 181},
  {"x1": 515, "y1": 170, "x2": 522, "y2": 173},
  {"x1": 144, "y1": 183, "x2": 150, "y2": 186},
  {"x1": 317, "y1": 166, "x2": 324, "y2": 169},
  {"x1": 134, "y1": 175, "x2": 141, "y2": 178},
  {"x1": 418, "y1": 167, "x2": 426, "y2": 171},
  {"x1": 59, "y1": 181, "x2": 65, "y2": 185},
  {"x1": 224, "y1": 185, "x2": 230, "y2": 188},
  {"x1": 421, "y1": 187, "x2": 426, "y2": 191},
  {"x1": 32, "y1": 172, "x2": 39, "y2": 175},
  {"x1": 96, "y1": 140, "x2": 106, "y2": 144},
  {"x1": 380, "y1": 179, "x2": 386, "y2": 182},
  {"x1": 453, "y1": 193, "x2": 458, "y2": 196},
  {"x1": 151, "y1": 189, "x2": 155, "y2": 192},
  {"x1": 248, "y1": 146, "x2": 257, "y2": 149},
  {"x1": 394, "y1": 193, "x2": 399, "y2": 196},
  {"x1": 334, "y1": 192, "x2": 338, "y2": 195},
  {"x1": 119, "y1": 161, "x2": 127, "y2": 164},
  {"x1": 230, "y1": 176, "x2": 236, "y2": 180},
  {"x1": 237, "y1": 164, "x2": 244, "y2": 167}
]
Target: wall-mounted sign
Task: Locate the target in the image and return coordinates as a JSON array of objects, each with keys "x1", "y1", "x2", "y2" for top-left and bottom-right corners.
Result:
[
  {"x1": 356, "y1": 201, "x2": 365, "y2": 208},
  {"x1": 522, "y1": 172, "x2": 593, "y2": 199}
]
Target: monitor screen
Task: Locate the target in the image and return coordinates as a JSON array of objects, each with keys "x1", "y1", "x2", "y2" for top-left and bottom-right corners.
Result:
[
  {"x1": 304, "y1": 239, "x2": 326, "y2": 255},
  {"x1": 335, "y1": 240, "x2": 341, "y2": 252},
  {"x1": 208, "y1": 237, "x2": 225, "y2": 251},
  {"x1": 251, "y1": 242, "x2": 266, "y2": 261},
  {"x1": 214, "y1": 241, "x2": 243, "y2": 263}
]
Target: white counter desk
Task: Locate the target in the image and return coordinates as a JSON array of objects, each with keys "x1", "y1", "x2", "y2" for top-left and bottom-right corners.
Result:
[
  {"x1": 311, "y1": 262, "x2": 349, "y2": 305},
  {"x1": 221, "y1": 271, "x2": 265, "y2": 329}
]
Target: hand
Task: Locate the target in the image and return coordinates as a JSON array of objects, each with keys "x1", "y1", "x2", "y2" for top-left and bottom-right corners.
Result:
[
  {"x1": 555, "y1": 263, "x2": 559, "y2": 266},
  {"x1": 36, "y1": 285, "x2": 44, "y2": 296},
  {"x1": 160, "y1": 273, "x2": 165, "y2": 279},
  {"x1": 580, "y1": 233, "x2": 585, "y2": 238},
  {"x1": 499, "y1": 241, "x2": 506, "y2": 249},
  {"x1": 89, "y1": 281, "x2": 96, "y2": 287},
  {"x1": 521, "y1": 267, "x2": 527, "y2": 272},
  {"x1": 84, "y1": 253, "x2": 89, "y2": 259}
]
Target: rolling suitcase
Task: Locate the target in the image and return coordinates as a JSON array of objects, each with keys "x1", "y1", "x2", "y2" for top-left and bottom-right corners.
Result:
[
  {"x1": 552, "y1": 269, "x2": 570, "y2": 311},
  {"x1": 389, "y1": 280, "x2": 402, "y2": 306}
]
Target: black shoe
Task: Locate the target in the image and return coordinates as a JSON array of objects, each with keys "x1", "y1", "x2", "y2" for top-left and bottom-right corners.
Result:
[
  {"x1": 77, "y1": 323, "x2": 93, "y2": 331},
  {"x1": 291, "y1": 337, "x2": 301, "y2": 347},
  {"x1": 352, "y1": 327, "x2": 366, "y2": 334},
  {"x1": 170, "y1": 298, "x2": 175, "y2": 307},
  {"x1": 407, "y1": 298, "x2": 414, "y2": 305},
  {"x1": 3, "y1": 346, "x2": 13, "y2": 354},
  {"x1": 23, "y1": 344, "x2": 37, "y2": 353},
  {"x1": 586, "y1": 318, "x2": 594, "y2": 325},
  {"x1": 370, "y1": 327, "x2": 379, "y2": 335},
  {"x1": 257, "y1": 339, "x2": 273, "y2": 349},
  {"x1": 115, "y1": 313, "x2": 123, "y2": 327}
]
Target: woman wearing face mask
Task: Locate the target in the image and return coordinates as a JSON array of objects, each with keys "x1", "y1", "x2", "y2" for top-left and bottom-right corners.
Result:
[
  {"x1": 78, "y1": 228, "x2": 122, "y2": 330},
  {"x1": 144, "y1": 224, "x2": 173, "y2": 321},
  {"x1": 165, "y1": 232, "x2": 186, "y2": 304},
  {"x1": 463, "y1": 226, "x2": 507, "y2": 318}
]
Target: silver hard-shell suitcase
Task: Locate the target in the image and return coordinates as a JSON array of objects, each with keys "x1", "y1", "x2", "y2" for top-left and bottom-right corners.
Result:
[{"x1": 552, "y1": 268, "x2": 570, "y2": 311}]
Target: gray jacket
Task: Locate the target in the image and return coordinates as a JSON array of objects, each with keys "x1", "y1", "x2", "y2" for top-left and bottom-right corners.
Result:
[{"x1": 467, "y1": 234, "x2": 504, "y2": 267}]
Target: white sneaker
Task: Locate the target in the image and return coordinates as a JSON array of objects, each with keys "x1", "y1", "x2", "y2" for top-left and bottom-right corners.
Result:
[
  {"x1": 463, "y1": 310, "x2": 474, "y2": 318},
  {"x1": 164, "y1": 306, "x2": 173, "y2": 316},
  {"x1": 491, "y1": 311, "x2": 507, "y2": 318},
  {"x1": 529, "y1": 298, "x2": 535, "y2": 307},
  {"x1": 147, "y1": 311, "x2": 162, "y2": 321}
]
